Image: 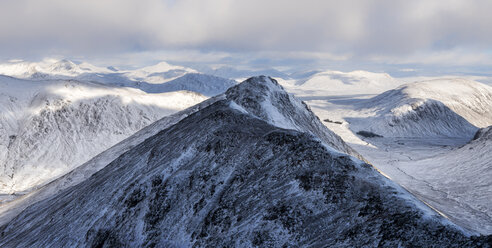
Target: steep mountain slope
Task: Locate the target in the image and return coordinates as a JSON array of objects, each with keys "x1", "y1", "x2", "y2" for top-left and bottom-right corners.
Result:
[
  {"x1": 350, "y1": 79, "x2": 492, "y2": 138},
  {"x1": 225, "y1": 76, "x2": 363, "y2": 160},
  {"x1": 0, "y1": 97, "x2": 219, "y2": 226},
  {"x1": 0, "y1": 76, "x2": 206, "y2": 195},
  {"x1": 0, "y1": 76, "x2": 363, "y2": 225},
  {"x1": 0, "y1": 77, "x2": 489, "y2": 247}
]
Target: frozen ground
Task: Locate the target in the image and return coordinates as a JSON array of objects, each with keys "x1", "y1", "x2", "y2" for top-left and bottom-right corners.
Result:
[{"x1": 280, "y1": 78, "x2": 492, "y2": 234}]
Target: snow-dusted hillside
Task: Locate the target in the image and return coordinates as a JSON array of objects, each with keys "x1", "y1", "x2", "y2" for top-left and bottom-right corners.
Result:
[
  {"x1": 0, "y1": 76, "x2": 364, "y2": 226},
  {"x1": 0, "y1": 75, "x2": 206, "y2": 195},
  {"x1": 393, "y1": 126, "x2": 492, "y2": 234},
  {"x1": 350, "y1": 79, "x2": 492, "y2": 138},
  {"x1": 1, "y1": 76, "x2": 488, "y2": 247}
]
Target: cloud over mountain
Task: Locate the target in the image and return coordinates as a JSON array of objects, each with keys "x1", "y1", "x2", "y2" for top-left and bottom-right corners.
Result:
[{"x1": 1, "y1": 0, "x2": 492, "y2": 69}]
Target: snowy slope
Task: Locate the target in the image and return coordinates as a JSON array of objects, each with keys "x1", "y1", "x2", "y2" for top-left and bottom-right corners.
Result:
[
  {"x1": 0, "y1": 76, "x2": 488, "y2": 247},
  {"x1": 0, "y1": 76, "x2": 364, "y2": 226},
  {"x1": 350, "y1": 79, "x2": 492, "y2": 138},
  {"x1": 393, "y1": 126, "x2": 492, "y2": 234},
  {"x1": 0, "y1": 97, "x2": 219, "y2": 226},
  {"x1": 0, "y1": 75, "x2": 206, "y2": 195}
]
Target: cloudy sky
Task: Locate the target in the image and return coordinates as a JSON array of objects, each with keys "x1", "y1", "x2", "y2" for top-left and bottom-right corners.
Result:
[{"x1": 1, "y1": 0, "x2": 492, "y2": 75}]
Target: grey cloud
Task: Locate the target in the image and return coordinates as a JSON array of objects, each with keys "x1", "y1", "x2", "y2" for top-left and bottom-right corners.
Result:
[{"x1": 1, "y1": 0, "x2": 492, "y2": 69}]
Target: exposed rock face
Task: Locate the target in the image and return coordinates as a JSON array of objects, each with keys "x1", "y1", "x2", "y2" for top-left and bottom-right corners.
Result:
[{"x1": 0, "y1": 77, "x2": 489, "y2": 247}]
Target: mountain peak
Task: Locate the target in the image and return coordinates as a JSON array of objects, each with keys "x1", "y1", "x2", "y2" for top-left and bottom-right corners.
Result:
[
  {"x1": 48, "y1": 59, "x2": 77, "y2": 72},
  {"x1": 225, "y1": 76, "x2": 364, "y2": 160},
  {"x1": 241, "y1": 75, "x2": 282, "y2": 90},
  {"x1": 139, "y1": 61, "x2": 191, "y2": 74}
]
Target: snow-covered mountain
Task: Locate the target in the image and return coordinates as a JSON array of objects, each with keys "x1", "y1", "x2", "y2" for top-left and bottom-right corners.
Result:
[
  {"x1": 0, "y1": 76, "x2": 488, "y2": 247},
  {"x1": 0, "y1": 59, "x2": 237, "y2": 96},
  {"x1": 200, "y1": 65, "x2": 290, "y2": 80},
  {"x1": 0, "y1": 59, "x2": 192, "y2": 82},
  {"x1": 123, "y1": 61, "x2": 196, "y2": 84},
  {"x1": 289, "y1": 70, "x2": 402, "y2": 96},
  {"x1": 0, "y1": 76, "x2": 364, "y2": 225},
  {"x1": 349, "y1": 79, "x2": 492, "y2": 138},
  {"x1": 0, "y1": 75, "x2": 206, "y2": 195},
  {"x1": 0, "y1": 59, "x2": 112, "y2": 79},
  {"x1": 139, "y1": 73, "x2": 237, "y2": 96}
]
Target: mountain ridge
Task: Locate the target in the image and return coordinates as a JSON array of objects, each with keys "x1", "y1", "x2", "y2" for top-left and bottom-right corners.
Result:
[{"x1": 1, "y1": 77, "x2": 489, "y2": 246}]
